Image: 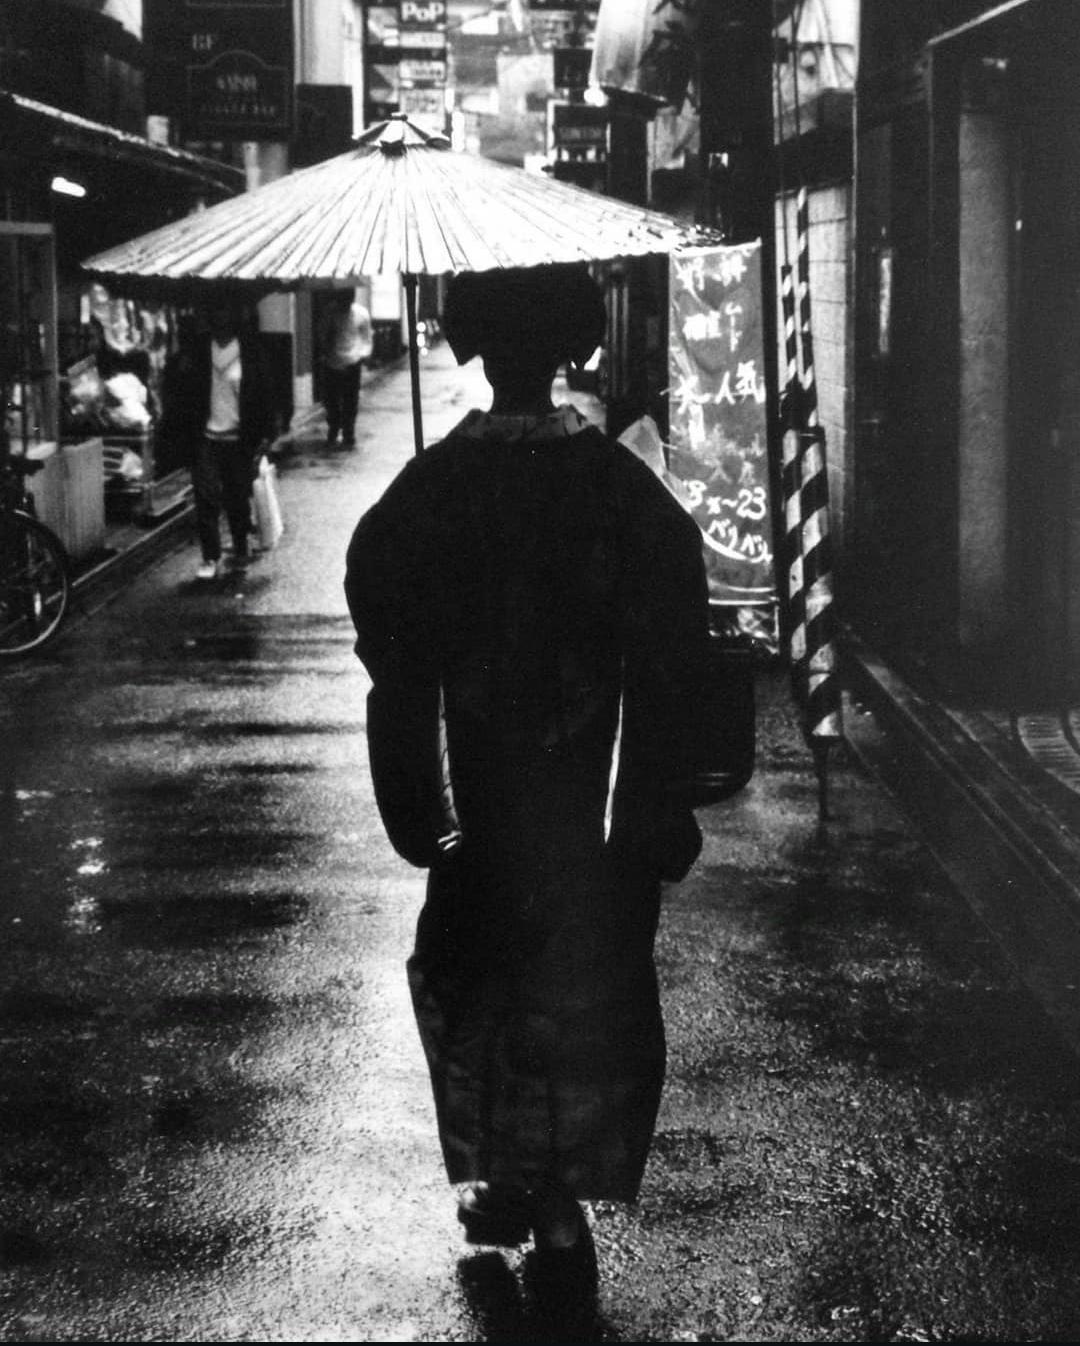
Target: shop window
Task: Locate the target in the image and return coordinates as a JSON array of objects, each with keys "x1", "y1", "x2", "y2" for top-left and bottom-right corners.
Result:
[
  {"x1": 0, "y1": 223, "x2": 59, "y2": 456},
  {"x1": 61, "y1": 282, "x2": 193, "y2": 520}
]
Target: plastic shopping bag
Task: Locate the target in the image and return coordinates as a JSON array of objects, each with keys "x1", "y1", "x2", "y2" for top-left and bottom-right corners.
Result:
[{"x1": 253, "y1": 455, "x2": 284, "y2": 550}]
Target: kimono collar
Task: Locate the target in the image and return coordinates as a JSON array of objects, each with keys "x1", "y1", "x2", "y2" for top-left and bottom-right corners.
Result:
[{"x1": 453, "y1": 405, "x2": 593, "y2": 444}]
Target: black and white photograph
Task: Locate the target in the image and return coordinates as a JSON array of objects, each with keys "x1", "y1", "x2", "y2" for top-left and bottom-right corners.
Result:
[{"x1": 3, "y1": 1, "x2": 1080, "y2": 1341}]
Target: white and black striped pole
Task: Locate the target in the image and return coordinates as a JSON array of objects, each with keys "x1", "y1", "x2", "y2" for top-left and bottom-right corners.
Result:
[
  {"x1": 779, "y1": 258, "x2": 808, "y2": 726},
  {"x1": 793, "y1": 186, "x2": 843, "y2": 815}
]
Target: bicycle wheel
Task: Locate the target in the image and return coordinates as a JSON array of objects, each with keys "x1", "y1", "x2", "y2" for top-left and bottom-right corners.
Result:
[{"x1": 0, "y1": 512, "x2": 71, "y2": 656}]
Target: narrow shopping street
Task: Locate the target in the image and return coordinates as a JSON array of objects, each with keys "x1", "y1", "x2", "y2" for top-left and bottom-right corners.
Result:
[{"x1": 3, "y1": 345, "x2": 1080, "y2": 1344}]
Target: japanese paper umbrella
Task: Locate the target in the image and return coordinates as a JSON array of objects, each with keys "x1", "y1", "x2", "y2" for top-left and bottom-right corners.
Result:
[{"x1": 83, "y1": 114, "x2": 697, "y2": 453}]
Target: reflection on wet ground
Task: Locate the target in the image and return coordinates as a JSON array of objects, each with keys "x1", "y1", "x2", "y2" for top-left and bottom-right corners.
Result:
[
  {"x1": 97, "y1": 890, "x2": 312, "y2": 946},
  {"x1": 86, "y1": 720, "x2": 361, "y2": 739},
  {"x1": 456, "y1": 1250, "x2": 622, "y2": 1344},
  {"x1": 6, "y1": 646, "x2": 1080, "y2": 1341}
]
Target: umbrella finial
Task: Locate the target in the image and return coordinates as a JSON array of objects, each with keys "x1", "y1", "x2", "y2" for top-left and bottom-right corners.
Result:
[
  {"x1": 379, "y1": 115, "x2": 408, "y2": 157},
  {"x1": 370, "y1": 112, "x2": 451, "y2": 156}
]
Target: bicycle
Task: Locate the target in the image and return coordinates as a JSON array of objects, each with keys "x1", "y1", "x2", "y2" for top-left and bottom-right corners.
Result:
[{"x1": 0, "y1": 449, "x2": 72, "y2": 657}]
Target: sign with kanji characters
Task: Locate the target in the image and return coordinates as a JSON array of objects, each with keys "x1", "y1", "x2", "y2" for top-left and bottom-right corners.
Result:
[
  {"x1": 397, "y1": 30, "x2": 447, "y2": 51},
  {"x1": 399, "y1": 59, "x2": 447, "y2": 86},
  {"x1": 668, "y1": 242, "x2": 775, "y2": 605},
  {"x1": 551, "y1": 102, "x2": 607, "y2": 150},
  {"x1": 400, "y1": 86, "x2": 445, "y2": 127}
]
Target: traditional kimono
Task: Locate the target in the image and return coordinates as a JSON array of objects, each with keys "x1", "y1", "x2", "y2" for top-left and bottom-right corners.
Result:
[{"x1": 345, "y1": 406, "x2": 709, "y2": 1202}]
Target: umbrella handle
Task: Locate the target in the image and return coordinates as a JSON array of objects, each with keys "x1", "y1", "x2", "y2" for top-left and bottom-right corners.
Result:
[{"x1": 404, "y1": 274, "x2": 424, "y2": 456}]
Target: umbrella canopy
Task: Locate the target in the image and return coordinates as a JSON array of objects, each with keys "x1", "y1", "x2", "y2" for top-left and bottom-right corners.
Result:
[{"x1": 83, "y1": 114, "x2": 694, "y2": 288}]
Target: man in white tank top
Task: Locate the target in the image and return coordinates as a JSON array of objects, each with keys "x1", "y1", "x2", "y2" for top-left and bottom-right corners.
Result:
[
  {"x1": 320, "y1": 290, "x2": 373, "y2": 450},
  {"x1": 188, "y1": 303, "x2": 273, "y2": 580}
]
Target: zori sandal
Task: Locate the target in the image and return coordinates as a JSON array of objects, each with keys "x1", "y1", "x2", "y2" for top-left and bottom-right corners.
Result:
[{"x1": 456, "y1": 1183, "x2": 534, "y2": 1247}]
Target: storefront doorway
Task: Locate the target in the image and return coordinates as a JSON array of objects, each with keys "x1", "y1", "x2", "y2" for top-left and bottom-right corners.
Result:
[
  {"x1": 853, "y1": 0, "x2": 1080, "y2": 699},
  {"x1": 938, "y1": 4, "x2": 1080, "y2": 698},
  {"x1": 0, "y1": 223, "x2": 59, "y2": 455}
]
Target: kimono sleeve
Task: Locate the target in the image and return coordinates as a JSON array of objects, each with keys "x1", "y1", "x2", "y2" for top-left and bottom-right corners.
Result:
[
  {"x1": 344, "y1": 460, "x2": 440, "y2": 686},
  {"x1": 613, "y1": 451, "x2": 712, "y2": 879},
  {"x1": 344, "y1": 463, "x2": 445, "y2": 868}
]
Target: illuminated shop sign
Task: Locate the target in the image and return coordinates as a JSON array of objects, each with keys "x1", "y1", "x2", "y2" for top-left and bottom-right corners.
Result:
[
  {"x1": 399, "y1": 60, "x2": 448, "y2": 86},
  {"x1": 668, "y1": 242, "x2": 775, "y2": 605},
  {"x1": 551, "y1": 103, "x2": 608, "y2": 150}
]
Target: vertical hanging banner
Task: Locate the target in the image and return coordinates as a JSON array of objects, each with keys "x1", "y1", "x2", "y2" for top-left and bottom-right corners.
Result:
[
  {"x1": 397, "y1": 0, "x2": 447, "y2": 131},
  {"x1": 668, "y1": 242, "x2": 775, "y2": 607}
]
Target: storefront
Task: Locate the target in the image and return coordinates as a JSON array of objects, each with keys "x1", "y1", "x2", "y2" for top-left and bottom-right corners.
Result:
[
  {"x1": 852, "y1": 0, "x2": 1080, "y2": 697},
  {"x1": 0, "y1": 90, "x2": 242, "y2": 558}
]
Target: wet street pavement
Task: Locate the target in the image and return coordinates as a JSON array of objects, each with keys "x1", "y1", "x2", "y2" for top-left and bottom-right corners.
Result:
[{"x1": 3, "y1": 344, "x2": 1080, "y2": 1343}]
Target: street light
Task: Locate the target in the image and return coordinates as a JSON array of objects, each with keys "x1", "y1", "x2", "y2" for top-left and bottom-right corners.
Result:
[{"x1": 50, "y1": 175, "x2": 87, "y2": 198}]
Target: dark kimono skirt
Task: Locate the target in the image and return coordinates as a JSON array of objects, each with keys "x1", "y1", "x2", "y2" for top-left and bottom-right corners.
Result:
[{"x1": 345, "y1": 407, "x2": 708, "y2": 1204}]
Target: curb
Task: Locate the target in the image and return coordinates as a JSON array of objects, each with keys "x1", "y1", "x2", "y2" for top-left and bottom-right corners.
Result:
[
  {"x1": 72, "y1": 504, "x2": 195, "y2": 613},
  {"x1": 842, "y1": 628, "x2": 1080, "y2": 1053}
]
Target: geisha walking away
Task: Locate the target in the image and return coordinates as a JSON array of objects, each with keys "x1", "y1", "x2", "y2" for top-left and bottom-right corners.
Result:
[{"x1": 344, "y1": 264, "x2": 709, "y2": 1318}]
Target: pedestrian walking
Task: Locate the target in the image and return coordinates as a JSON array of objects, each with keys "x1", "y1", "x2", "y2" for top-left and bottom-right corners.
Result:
[
  {"x1": 344, "y1": 265, "x2": 709, "y2": 1322},
  {"x1": 183, "y1": 302, "x2": 274, "y2": 581},
  {"x1": 320, "y1": 290, "x2": 373, "y2": 450}
]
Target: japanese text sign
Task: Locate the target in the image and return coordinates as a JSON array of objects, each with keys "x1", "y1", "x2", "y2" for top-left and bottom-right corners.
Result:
[
  {"x1": 551, "y1": 102, "x2": 608, "y2": 149},
  {"x1": 668, "y1": 242, "x2": 775, "y2": 605}
]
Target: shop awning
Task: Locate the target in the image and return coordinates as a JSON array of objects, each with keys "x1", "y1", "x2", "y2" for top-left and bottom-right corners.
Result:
[{"x1": 0, "y1": 90, "x2": 243, "y2": 198}]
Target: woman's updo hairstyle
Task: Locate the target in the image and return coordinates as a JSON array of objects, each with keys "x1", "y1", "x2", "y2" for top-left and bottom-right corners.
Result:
[{"x1": 442, "y1": 264, "x2": 606, "y2": 371}]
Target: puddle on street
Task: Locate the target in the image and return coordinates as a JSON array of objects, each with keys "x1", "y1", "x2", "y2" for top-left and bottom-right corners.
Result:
[{"x1": 96, "y1": 889, "x2": 311, "y2": 946}]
